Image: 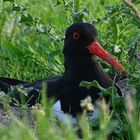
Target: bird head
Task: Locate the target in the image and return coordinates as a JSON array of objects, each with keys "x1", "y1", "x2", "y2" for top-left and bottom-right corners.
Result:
[{"x1": 63, "y1": 22, "x2": 125, "y2": 72}]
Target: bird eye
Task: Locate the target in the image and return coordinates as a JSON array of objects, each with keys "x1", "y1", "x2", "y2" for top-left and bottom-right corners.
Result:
[{"x1": 73, "y1": 32, "x2": 80, "y2": 40}]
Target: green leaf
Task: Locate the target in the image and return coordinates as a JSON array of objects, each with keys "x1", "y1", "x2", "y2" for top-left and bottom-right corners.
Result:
[
  {"x1": 0, "y1": 92, "x2": 11, "y2": 110},
  {"x1": 20, "y1": 13, "x2": 34, "y2": 26},
  {"x1": 80, "y1": 80, "x2": 105, "y2": 90},
  {"x1": 99, "y1": 86, "x2": 117, "y2": 98},
  {"x1": 55, "y1": 0, "x2": 63, "y2": 6},
  {"x1": 105, "y1": 6, "x2": 114, "y2": 11},
  {"x1": 13, "y1": 3, "x2": 26, "y2": 12},
  {"x1": 110, "y1": 19, "x2": 119, "y2": 44}
]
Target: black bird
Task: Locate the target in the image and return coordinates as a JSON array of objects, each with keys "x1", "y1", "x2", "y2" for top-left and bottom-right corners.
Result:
[{"x1": 0, "y1": 22, "x2": 125, "y2": 116}]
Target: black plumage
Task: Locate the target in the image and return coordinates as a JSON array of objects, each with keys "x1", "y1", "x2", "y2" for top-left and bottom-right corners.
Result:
[{"x1": 0, "y1": 22, "x2": 124, "y2": 116}]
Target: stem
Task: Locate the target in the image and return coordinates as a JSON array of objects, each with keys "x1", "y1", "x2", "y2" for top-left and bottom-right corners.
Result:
[
  {"x1": 75, "y1": 0, "x2": 80, "y2": 12},
  {"x1": 122, "y1": 0, "x2": 140, "y2": 21}
]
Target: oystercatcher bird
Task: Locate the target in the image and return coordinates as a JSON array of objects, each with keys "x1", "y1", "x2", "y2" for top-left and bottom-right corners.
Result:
[{"x1": 0, "y1": 22, "x2": 125, "y2": 116}]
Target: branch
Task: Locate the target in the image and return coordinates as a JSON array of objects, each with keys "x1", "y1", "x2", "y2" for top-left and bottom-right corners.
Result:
[{"x1": 122, "y1": 0, "x2": 140, "y2": 21}]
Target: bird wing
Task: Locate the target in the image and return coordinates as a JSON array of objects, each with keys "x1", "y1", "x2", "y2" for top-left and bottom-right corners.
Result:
[{"x1": 0, "y1": 77, "x2": 27, "y2": 85}]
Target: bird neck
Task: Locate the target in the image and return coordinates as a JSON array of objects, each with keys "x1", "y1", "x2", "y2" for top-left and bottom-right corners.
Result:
[{"x1": 63, "y1": 55, "x2": 112, "y2": 88}]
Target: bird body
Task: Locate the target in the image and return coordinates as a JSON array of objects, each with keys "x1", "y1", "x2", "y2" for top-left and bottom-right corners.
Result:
[{"x1": 0, "y1": 22, "x2": 125, "y2": 116}]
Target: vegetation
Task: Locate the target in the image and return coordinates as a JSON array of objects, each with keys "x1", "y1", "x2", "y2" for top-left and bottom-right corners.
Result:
[{"x1": 0, "y1": 0, "x2": 140, "y2": 139}]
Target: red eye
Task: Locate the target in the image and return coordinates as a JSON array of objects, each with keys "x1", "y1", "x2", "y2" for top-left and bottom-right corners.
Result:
[{"x1": 73, "y1": 32, "x2": 80, "y2": 39}]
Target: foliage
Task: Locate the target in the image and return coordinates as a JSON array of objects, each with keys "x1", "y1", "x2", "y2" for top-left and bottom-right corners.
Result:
[{"x1": 0, "y1": 0, "x2": 140, "y2": 140}]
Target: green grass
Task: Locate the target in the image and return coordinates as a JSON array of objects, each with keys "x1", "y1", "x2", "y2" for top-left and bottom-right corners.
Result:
[{"x1": 0, "y1": 0, "x2": 140, "y2": 140}]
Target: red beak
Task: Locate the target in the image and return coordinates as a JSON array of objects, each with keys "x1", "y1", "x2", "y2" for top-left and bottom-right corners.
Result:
[{"x1": 87, "y1": 42, "x2": 125, "y2": 72}]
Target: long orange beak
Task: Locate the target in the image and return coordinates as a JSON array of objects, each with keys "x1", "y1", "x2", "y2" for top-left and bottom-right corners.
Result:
[{"x1": 87, "y1": 42, "x2": 125, "y2": 72}]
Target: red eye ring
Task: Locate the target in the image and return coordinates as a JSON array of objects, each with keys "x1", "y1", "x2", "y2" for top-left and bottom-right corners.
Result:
[{"x1": 73, "y1": 32, "x2": 80, "y2": 39}]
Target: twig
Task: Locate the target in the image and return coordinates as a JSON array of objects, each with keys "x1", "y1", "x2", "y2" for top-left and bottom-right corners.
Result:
[{"x1": 122, "y1": 0, "x2": 140, "y2": 21}]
